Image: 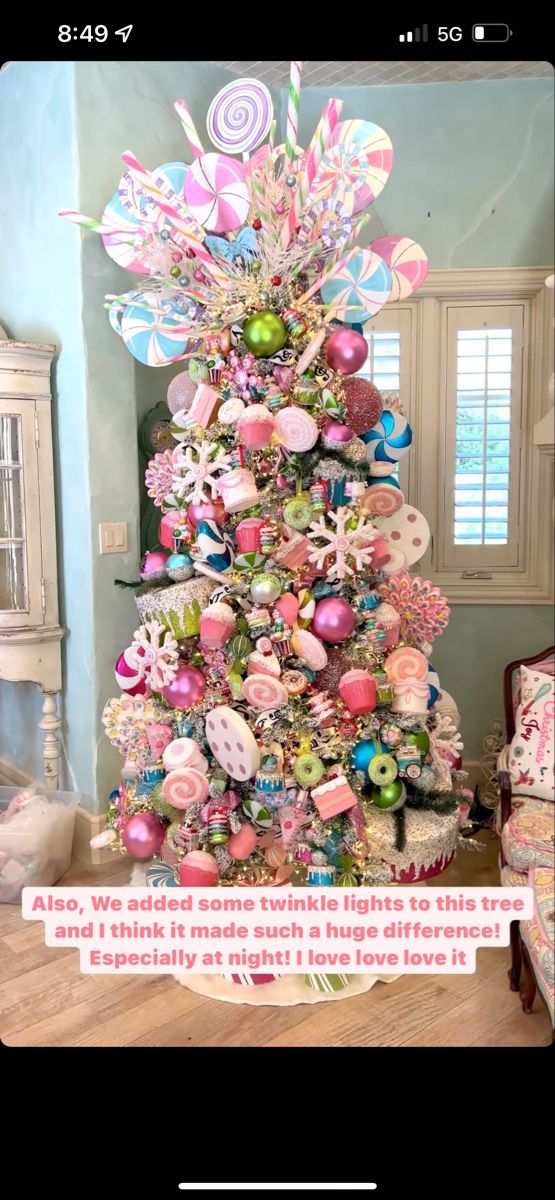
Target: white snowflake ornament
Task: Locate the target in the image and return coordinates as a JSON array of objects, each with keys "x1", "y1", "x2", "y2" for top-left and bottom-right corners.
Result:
[
  {"x1": 129, "y1": 620, "x2": 180, "y2": 691},
  {"x1": 307, "y1": 506, "x2": 378, "y2": 579},
  {"x1": 171, "y1": 440, "x2": 230, "y2": 505}
]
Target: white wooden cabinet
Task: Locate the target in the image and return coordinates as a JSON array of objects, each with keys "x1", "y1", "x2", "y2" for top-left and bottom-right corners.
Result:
[{"x1": 0, "y1": 339, "x2": 64, "y2": 787}]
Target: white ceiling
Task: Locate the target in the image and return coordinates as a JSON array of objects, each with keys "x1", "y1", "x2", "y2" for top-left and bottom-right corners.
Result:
[{"x1": 211, "y1": 61, "x2": 553, "y2": 86}]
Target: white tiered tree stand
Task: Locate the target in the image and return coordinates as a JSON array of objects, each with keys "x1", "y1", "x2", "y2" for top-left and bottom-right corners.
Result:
[{"x1": 0, "y1": 335, "x2": 64, "y2": 789}]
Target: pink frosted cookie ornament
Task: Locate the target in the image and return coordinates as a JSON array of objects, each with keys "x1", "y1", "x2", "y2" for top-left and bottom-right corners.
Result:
[{"x1": 162, "y1": 736, "x2": 207, "y2": 773}]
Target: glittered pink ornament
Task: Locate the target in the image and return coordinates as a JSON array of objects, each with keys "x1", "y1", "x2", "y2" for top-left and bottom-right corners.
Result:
[
  {"x1": 312, "y1": 596, "x2": 355, "y2": 643},
  {"x1": 325, "y1": 328, "x2": 368, "y2": 375},
  {"x1": 315, "y1": 646, "x2": 352, "y2": 691},
  {"x1": 342, "y1": 377, "x2": 384, "y2": 436},
  {"x1": 121, "y1": 812, "x2": 165, "y2": 860},
  {"x1": 159, "y1": 510, "x2": 187, "y2": 549},
  {"x1": 167, "y1": 371, "x2": 198, "y2": 415},
  {"x1": 273, "y1": 365, "x2": 294, "y2": 391},
  {"x1": 162, "y1": 665, "x2": 206, "y2": 709},
  {"x1": 322, "y1": 420, "x2": 353, "y2": 443},
  {"x1": 187, "y1": 499, "x2": 226, "y2": 528}
]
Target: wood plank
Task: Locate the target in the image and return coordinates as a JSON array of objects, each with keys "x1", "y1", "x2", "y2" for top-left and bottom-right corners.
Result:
[
  {"x1": 70, "y1": 985, "x2": 207, "y2": 1048},
  {"x1": 3, "y1": 1002, "x2": 100, "y2": 1048}
]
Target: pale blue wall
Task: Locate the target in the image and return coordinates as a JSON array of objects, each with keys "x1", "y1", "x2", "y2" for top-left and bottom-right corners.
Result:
[
  {"x1": 298, "y1": 80, "x2": 554, "y2": 758},
  {"x1": 296, "y1": 80, "x2": 554, "y2": 267},
  {"x1": 0, "y1": 61, "x2": 96, "y2": 795}
]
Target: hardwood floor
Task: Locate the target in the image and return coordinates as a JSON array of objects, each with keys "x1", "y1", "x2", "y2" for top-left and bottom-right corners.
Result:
[{"x1": 0, "y1": 831, "x2": 552, "y2": 1047}]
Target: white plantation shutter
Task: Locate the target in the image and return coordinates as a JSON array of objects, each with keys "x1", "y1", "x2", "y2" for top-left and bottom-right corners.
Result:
[
  {"x1": 357, "y1": 308, "x2": 414, "y2": 496},
  {"x1": 441, "y1": 304, "x2": 525, "y2": 571}
]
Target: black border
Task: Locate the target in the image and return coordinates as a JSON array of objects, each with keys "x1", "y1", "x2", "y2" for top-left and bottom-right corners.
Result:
[{"x1": 1, "y1": 17, "x2": 554, "y2": 63}]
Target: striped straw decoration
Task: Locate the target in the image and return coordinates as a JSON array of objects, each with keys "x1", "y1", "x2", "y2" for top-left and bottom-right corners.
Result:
[
  {"x1": 296, "y1": 214, "x2": 370, "y2": 305},
  {"x1": 280, "y1": 97, "x2": 343, "y2": 249},
  {"x1": 120, "y1": 150, "x2": 230, "y2": 287},
  {"x1": 285, "y1": 61, "x2": 302, "y2": 168},
  {"x1": 174, "y1": 100, "x2": 205, "y2": 158},
  {"x1": 58, "y1": 209, "x2": 131, "y2": 237}
]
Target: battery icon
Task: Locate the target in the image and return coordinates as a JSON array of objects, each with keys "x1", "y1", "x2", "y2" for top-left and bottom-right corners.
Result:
[{"x1": 473, "y1": 23, "x2": 512, "y2": 42}]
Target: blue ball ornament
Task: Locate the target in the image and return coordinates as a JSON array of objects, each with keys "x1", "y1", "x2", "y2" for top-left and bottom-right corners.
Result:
[
  {"x1": 350, "y1": 739, "x2": 387, "y2": 774},
  {"x1": 427, "y1": 664, "x2": 441, "y2": 709}
]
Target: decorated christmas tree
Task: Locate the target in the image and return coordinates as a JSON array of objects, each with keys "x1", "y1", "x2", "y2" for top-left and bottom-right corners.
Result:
[{"x1": 63, "y1": 66, "x2": 469, "y2": 992}]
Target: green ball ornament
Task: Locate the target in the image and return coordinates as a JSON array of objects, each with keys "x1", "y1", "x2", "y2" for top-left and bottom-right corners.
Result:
[
  {"x1": 406, "y1": 730, "x2": 430, "y2": 754},
  {"x1": 372, "y1": 780, "x2": 406, "y2": 811},
  {"x1": 243, "y1": 311, "x2": 287, "y2": 358}
]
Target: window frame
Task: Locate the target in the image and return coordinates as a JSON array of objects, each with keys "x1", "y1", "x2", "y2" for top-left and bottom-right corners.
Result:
[{"x1": 375, "y1": 266, "x2": 553, "y2": 604}]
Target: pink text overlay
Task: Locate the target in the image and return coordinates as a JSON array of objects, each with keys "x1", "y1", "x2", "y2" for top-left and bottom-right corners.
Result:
[{"x1": 22, "y1": 886, "x2": 533, "y2": 975}]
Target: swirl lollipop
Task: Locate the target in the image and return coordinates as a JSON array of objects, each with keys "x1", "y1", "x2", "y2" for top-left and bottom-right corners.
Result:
[
  {"x1": 162, "y1": 766, "x2": 209, "y2": 809},
  {"x1": 370, "y1": 235, "x2": 429, "y2": 301},
  {"x1": 320, "y1": 249, "x2": 392, "y2": 324},
  {"x1": 274, "y1": 406, "x2": 319, "y2": 451},
  {"x1": 242, "y1": 674, "x2": 289, "y2": 712},
  {"x1": 207, "y1": 78, "x2": 274, "y2": 156},
  {"x1": 385, "y1": 646, "x2": 429, "y2": 683},
  {"x1": 121, "y1": 295, "x2": 191, "y2": 366},
  {"x1": 330, "y1": 119, "x2": 394, "y2": 206}
]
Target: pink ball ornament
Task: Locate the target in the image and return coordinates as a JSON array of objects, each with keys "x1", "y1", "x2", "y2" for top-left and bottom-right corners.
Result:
[
  {"x1": 322, "y1": 420, "x2": 353, "y2": 443},
  {"x1": 325, "y1": 327, "x2": 368, "y2": 375},
  {"x1": 179, "y1": 850, "x2": 219, "y2": 886},
  {"x1": 167, "y1": 371, "x2": 198, "y2": 415},
  {"x1": 342, "y1": 377, "x2": 384, "y2": 436},
  {"x1": 114, "y1": 647, "x2": 147, "y2": 696},
  {"x1": 312, "y1": 597, "x2": 355, "y2": 643},
  {"x1": 187, "y1": 499, "x2": 226, "y2": 529},
  {"x1": 121, "y1": 812, "x2": 165, "y2": 860},
  {"x1": 162, "y1": 665, "x2": 206, "y2": 709},
  {"x1": 159, "y1": 510, "x2": 187, "y2": 549},
  {"x1": 141, "y1": 549, "x2": 169, "y2": 581}
]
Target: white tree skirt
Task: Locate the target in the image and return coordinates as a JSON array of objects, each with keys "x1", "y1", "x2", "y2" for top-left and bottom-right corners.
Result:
[{"x1": 130, "y1": 863, "x2": 400, "y2": 1007}]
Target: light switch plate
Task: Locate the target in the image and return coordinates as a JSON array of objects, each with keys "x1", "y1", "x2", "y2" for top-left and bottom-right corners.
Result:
[{"x1": 99, "y1": 522, "x2": 128, "y2": 554}]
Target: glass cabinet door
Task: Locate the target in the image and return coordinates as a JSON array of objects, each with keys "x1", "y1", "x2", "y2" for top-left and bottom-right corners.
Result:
[
  {"x1": 0, "y1": 403, "x2": 42, "y2": 625},
  {"x1": 0, "y1": 413, "x2": 28, "y2": 611}
]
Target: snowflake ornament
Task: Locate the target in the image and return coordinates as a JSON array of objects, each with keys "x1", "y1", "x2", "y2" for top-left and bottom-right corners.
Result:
[
  {"x1": 431, "y1": 711, "x2": 464, "y2": 758},
  {"x1": 307, "y1": 507, "x2": 378, "y2": 579},
  {"x1": 129, "y1": 620, "x2": 180, "y2": 691},
  {"x1": 171, "y1": 441, "x2": 230, "y2": 505}
]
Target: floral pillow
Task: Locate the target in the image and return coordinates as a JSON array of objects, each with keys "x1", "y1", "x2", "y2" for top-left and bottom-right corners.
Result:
[{"x1": 509, "y1": 665, "x2": 555, "y2": 802}]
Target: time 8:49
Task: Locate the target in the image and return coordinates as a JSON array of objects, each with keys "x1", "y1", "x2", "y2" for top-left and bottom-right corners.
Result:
[{"x1": 58, "y1": 25, "x2": 134, "y2": 42}]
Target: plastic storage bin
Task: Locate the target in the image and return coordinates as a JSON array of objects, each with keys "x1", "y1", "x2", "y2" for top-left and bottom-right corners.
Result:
[{"x1": 0, "y1": 787, "x2": 80, "y2": 902}]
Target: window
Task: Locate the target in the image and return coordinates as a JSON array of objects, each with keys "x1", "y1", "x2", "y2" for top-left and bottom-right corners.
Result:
[
  {"x1": 441, "y1": 304, "x2": 525, "y2": 573},
  {"x1": 454, "y1": 327, "x2": 513, "y2": 548},
  {"x1": 373, "y1": 268, "x2": 553, "y2": 603},
  {"x1": 358, "y1": 308, "x2": 414, "y2": 497}
]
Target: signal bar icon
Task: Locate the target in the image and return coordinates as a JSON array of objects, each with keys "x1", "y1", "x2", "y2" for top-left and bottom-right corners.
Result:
[{"x1": 399, "y1": 25, "x2": 428, "y2": 42}]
